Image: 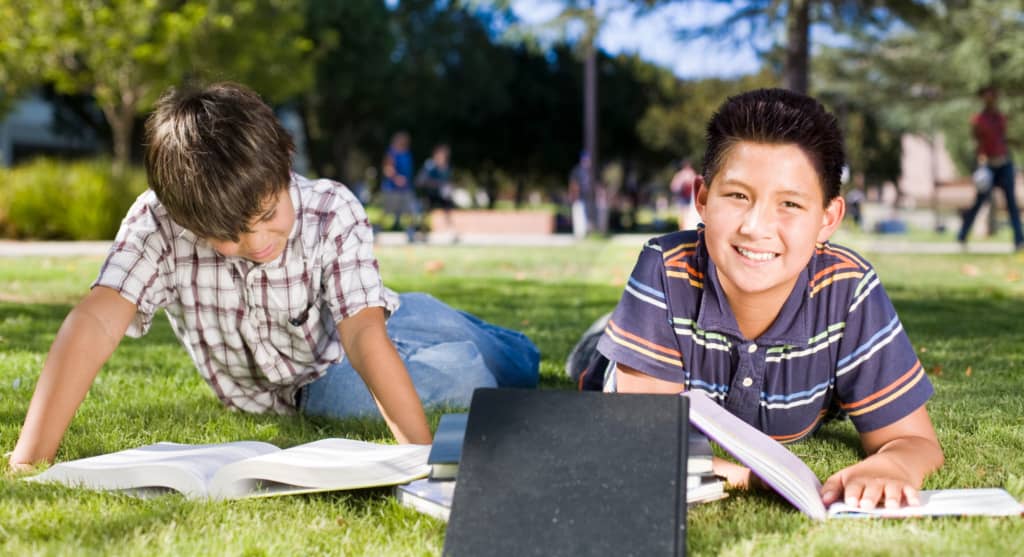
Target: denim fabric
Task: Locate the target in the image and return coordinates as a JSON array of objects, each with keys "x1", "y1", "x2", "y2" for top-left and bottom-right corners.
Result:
[
  {"x1": 958, "y1": 161, "x2": 1024, "y2": 247},
  {"x1": 299, "y1": 292, "x2": 539, "y2": 418}
]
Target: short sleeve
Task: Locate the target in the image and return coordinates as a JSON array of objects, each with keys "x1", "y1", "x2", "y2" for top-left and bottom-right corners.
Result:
[
  {"x1": 596, "y1": 239, "x2": 686, "y2": 383},
  {"x1": 319, "y1": 189, "x2": 399, "y2": 322},
  {"x1": 834, "y1": 271, "x2": 933, "y2": 432},
  {"x1": 91, "y1": 193, "x2": 172, "y2": 337}
]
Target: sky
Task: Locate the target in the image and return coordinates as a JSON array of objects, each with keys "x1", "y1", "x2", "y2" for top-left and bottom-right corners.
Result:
[{"x1": 510, "y1": 0, "x2": 767, "y2": 79}]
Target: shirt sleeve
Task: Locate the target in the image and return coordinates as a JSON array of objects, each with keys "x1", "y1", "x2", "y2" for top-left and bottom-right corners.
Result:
[
  {"x1": 833, "y1": 269, "x2": 933, "y2": 432},
  {"x1": 596, "y1": 239, "x2": 686, "y2": 383},
  {"x1": 319, "y1": 187, "x2": 399, "y2": 322},
  {"x1": 91, "y1": 193, "x2": 172, "y2": 337}
]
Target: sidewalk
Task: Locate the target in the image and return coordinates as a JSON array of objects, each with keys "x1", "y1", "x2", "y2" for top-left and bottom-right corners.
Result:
[{"x1": 0, "y1": 234, "x2": 1018, "y2": 256}]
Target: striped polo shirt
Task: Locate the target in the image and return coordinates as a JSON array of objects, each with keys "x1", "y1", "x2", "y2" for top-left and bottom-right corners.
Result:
[{"x1": 596, "y1": 228, "x2": 932, "y2": 443}]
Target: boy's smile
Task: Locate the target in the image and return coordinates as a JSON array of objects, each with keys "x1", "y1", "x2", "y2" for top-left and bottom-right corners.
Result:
[
  {"x1": 206, "y1": 188, "x2": 296, "y2": 263},
  {"x1": 696, "y1": 142, "x2": 844, "y2": 314}
]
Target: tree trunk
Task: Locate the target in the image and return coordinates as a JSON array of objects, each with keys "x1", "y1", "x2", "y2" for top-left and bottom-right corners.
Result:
[
  {"x1": 784, "y1": 0, "x2": 811, "y2": 94},
  {"x1": 101, "y1": 101, "x2": 136, "y2": 180}
]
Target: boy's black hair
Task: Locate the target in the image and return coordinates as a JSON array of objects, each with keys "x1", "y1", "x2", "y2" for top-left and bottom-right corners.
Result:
[
  {"x1": 144, "y1": 82, "x2": 294, "y2": 241},
  {"x1": 701, "y1": 88, "x2": 845, "y2": 204}
]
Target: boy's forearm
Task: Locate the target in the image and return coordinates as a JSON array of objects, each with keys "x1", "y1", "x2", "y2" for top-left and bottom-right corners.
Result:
[
  {"x1": 869, "y1": 435, "x2": 945, "y2": 488},
  {"x1": 338, "y1": 309, "x2": 431, "y2": 445},
  {"x1": 10, "y1": 289, "x2": 132, "y2": 468}
]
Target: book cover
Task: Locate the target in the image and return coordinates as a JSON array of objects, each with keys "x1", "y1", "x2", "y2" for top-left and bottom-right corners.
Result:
[
  {"x1": 428, "y1": 413, "x2": 468, "y2": 481},
  {"x1": 28, "y1": 439, "x2": 430, "y2": 500},
  {"x1": 396, "y1": 478, "x2": 455, "y2": 522},
  {"x1": 443, "y1": 388, "x2": 689, "y2": 557},
  {"x1": 683, "y1": 390, "x2": 1023, "y2": 520}
]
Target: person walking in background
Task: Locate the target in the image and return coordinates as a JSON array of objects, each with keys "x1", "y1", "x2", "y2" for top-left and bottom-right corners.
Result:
[
  {"x1": 669, "y1": 159, "x2": 698, "y2": 230},
  {"x1": 416, "y1": 143, "x2": 456, "y2": 239},
  {"x1": 957, "y1": 85, "x2": 1023, "y2": 251},
  {"x1": 569, "y1": 151, "x2": 593, "y2": 238},
  {"x1": 381, "y1": 131, "x2": 420, "y2": 242}
]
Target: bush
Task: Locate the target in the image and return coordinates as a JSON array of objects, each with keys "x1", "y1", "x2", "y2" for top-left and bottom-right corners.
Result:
[{"x1": 0, "y1": 158, "x2": 148, "y2": 240}]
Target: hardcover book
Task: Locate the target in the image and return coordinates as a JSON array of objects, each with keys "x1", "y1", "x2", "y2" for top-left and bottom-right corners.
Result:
[{"x1": 443, "y1": 388, "x2": 689, "y2": 557}]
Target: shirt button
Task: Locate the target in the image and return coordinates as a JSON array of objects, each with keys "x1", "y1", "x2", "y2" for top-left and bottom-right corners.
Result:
[
  {"x1": 747, "y1": 343, "x2": 758, "y2": 353},
  {"x1": 742, "y1": 377, "x2": 753, "y2": 387}
]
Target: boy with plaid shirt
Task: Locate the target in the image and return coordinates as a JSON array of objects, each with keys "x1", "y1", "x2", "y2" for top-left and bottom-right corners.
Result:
[{"x1": 10, "y1": 82, "x2": 538, "y2": 469}]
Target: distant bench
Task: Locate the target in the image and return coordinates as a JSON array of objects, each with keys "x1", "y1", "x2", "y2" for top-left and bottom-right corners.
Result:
[{"x1": 427, "y1": 209, "x2": 555, "y2": 235}]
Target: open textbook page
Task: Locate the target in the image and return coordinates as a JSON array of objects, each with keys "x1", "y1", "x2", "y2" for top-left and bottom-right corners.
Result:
[
  {"x1": 683, "y1": 390, "x2": 1023, "y2": 520},
  {"x1": 29, "y1": 439, "x2": 430, "y2": 500}
]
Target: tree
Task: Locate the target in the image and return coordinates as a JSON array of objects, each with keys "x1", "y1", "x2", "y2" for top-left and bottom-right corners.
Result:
[
  {"x1": 814, "y1": 0, "x2": 1024, "y2": 178},
  {"x1": 2, "y1": 0, "x2": 312, "y2": 175},
  {"x1": 645, "y1": 0, "x2": 931, "y2": 93}
]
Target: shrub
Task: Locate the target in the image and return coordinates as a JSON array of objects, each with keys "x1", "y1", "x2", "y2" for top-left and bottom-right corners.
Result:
[{"x1": 0, "y1": 158, "x2": 147, "y2": 240}]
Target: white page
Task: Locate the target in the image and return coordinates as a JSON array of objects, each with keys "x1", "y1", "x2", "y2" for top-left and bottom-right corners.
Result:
[
  {"x1": 827, "y1": 488, "x2": 1024, "y2": 518},
  {"x1": 210, "y1": 439, "x2": 430, "y2": 499},
  {"x1": 29, "y1": 441, "x2": 280, "y2": 498},
  {"x1": 684, "y1": 391, "x2": 827, "y2": 520}
]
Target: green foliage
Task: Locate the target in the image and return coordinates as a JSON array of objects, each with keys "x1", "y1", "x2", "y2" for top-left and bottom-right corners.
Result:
[
  {"x1": 0, "y1": 158, "x2": 147, "y2": 240},
  {"x1": 815, "y1": 0, "x2": 1024, "y2": 177},
  {"x1": 0, "y1": 0, "x2": 312, "y2": 169},
  {"x1": 2, "y1": 243, "x2": 1024, "y2": 555}
]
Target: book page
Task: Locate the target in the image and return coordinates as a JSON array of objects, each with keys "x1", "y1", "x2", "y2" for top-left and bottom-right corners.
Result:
[
  {"x1": 209, "y1": 438, "x2": 430, "y2": 499},
  {"x1": 683, "y1": 391, "x2": 827, "y2": 520},
  {"x1": 28, "y1": 441, "x2": 280, "y2": 499},
  {"x1": 827, "y1": 488, "x2": 1024, "y2": 518}
]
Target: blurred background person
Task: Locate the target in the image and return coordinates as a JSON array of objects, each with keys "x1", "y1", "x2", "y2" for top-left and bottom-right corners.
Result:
[
  {"x1": 957, "y1": 85, "x2": 1023, "y2": 251},
  {"x1": 381, "y1": 131, "x2": 420, "y2": 242},
  {"x1": 670, "y1": 159, "x2": 697, "y2": 230},
  {"x1": 416, "y1": 143, "x2": 456, "y2": 239}
]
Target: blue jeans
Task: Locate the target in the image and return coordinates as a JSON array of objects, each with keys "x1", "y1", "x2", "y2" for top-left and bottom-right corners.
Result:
[
  {"x1": 299, "y1": 293, "x2": 539, "y2": 418},
  {"x1": 958, "y1": 161, "x2": 1024, "y2": 247}
]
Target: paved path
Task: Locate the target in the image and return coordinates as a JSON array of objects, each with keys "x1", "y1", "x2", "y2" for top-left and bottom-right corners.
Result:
[{"x1": 0, "y1": 235, "x2": 1018, "y2": 256}]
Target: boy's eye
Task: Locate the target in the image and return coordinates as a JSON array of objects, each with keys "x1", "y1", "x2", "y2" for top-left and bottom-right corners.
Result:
[
  {"x1": 725, "y1": 192, "x2": 748, "y2": 200},
  {"x1": 782, "y1": 201, "x2": 803, "y2": 209}
]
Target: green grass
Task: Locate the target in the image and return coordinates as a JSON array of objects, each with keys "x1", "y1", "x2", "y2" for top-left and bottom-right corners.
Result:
[{"x1": 2, "y1": 241, "x2": 1024, "y2": 556}]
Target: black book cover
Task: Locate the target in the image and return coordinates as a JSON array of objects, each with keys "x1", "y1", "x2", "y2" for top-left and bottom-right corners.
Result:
[{"x1": 443, "y1": 388, "x2": 688, "y2": 557}]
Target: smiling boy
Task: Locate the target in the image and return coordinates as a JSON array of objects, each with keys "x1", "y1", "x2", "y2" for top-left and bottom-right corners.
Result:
[
  {"x1": 592, "y1": 89, "x2": 943, "y2": 510},
  {"x1": 9, "y1": 82, "x2": 539, "y2": 470}
]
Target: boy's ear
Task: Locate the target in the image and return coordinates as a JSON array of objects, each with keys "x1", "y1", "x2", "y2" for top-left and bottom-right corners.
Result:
[
  {"x1": 694, "y1": 176, "x2": 708, "y2": 220},
  {"x1": 816, "y1": 196, "x2": 846, "y2": 243}
]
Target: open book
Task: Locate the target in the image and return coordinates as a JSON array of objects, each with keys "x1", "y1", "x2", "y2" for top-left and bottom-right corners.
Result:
[
  {"x1": 28, "y1": 439, "x2": 430, "y2": 500},
  {"x1": 683, "y1": 390, "x2": 1024, "y2": 520}
]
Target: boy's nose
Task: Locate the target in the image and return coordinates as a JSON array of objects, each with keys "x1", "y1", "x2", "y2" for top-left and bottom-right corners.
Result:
[{"x1": 739, "y1": 203, "x2": 775, "y2": 236}]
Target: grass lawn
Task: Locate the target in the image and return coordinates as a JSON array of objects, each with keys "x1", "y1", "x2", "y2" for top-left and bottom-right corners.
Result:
[{"x1": 2, "y1": 240, "x2": 1023, "y2": 556}]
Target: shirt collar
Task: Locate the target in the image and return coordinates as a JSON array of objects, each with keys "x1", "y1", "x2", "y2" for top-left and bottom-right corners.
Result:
[{"x1": 694, "y1": 233, "x2": 813, "y2": 347}]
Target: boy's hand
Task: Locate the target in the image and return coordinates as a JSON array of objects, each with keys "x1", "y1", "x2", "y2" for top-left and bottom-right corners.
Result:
[
  {"x1": 821, "y1": 405, "x2": 943, "y2": 510},
  {"x1": 820, "y1": 453, "x2": 921, "y2": 510}
]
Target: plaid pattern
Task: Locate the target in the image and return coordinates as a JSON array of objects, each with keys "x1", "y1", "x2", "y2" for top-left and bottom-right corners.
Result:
[{"x1": 94, "y1": 174, "x2": 399, "y2": 414}]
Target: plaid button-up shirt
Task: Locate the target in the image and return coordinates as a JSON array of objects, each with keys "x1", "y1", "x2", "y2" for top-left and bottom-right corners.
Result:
[{"x1": 94, "y1": 174, "x2": 399, "y2": 414}]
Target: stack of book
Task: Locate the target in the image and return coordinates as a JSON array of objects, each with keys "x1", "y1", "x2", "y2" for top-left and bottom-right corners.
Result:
[
  {"x1": 395, "y1": 411, "x2": 726, "y2": 522},
  {"x1": 394, "y1": 412, "x2": 465, "y2": 521},
  {"x1": 686, "y1": 429, "x2": 727, "y2": 506}
]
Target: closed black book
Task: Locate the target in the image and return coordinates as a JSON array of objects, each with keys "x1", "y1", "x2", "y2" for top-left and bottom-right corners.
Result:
[{"x1": 443, "y1": 388, "x2": 688, "y2": 557}]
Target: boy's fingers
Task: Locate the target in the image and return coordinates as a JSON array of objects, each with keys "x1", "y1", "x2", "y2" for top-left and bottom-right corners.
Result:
[
  {"x1": 883, "y1": 482, "x2": 904, "y2": 508},
  {"x1": 843, "y1": 480, "x2": 864, "y2": 507},
  {"x1": 857, "y1": 482, "x2": 883, "y2": 510},
  {"x1": 902, "y1": 485, "x2": 922, "y2": 507},
  {"x1": 820, "y1": 474, "x2": 844, "y2": 504}
]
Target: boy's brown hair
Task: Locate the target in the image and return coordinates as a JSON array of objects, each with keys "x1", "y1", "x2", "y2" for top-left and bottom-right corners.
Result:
[
  {"x1": 701, "y1": 88, "x2": 845, "y2": 205},
  {"x1": 144, "y1": 82, "x2": 294, "y2": 241}
]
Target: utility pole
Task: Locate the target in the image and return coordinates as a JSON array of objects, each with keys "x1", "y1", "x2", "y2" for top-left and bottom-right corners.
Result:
[{"x1": 583, "y1": 0, "x2": 599, "y2": 233}]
